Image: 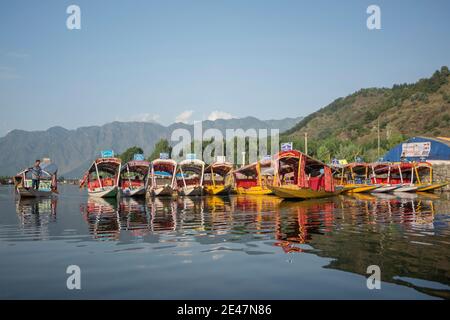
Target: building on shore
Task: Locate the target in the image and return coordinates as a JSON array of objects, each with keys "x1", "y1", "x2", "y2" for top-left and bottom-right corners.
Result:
[{"x1": 383, "y1": 136, "x2": 450, "y2": 191}]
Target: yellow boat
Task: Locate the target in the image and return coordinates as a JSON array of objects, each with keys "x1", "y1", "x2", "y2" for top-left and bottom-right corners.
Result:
[
  {"x1": 271, "y1": 149, "x2": 340, "y2": 200},
  {"x1": 412, "y1": 162, "x2": 448, "y2": 192},
  {"x1": 344, "y1": 183, "x2": 378, "y2": 193},
  {"x1": 204, "y1": 161, "x2": 234, "y2": 195},
  {"x1": 236, "y1": 185, "x2": 273, "y2": 195},
  {"x1": 416, "y1": 182, "x2": 448, "y2": 192},
  {"x1": 270, "y1": 185, "x2": 343, "y2": 199},
  {"x1": 233, "y1": 159, "x2": 274, "y2": 195},
  {"x1": 335, "y1": 163, "x2": 378, "y2": 193}
]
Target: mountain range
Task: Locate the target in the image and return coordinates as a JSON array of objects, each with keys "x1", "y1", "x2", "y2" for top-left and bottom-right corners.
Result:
[
  {"x1": 2, "y1": 66, "x2": 449, "y2": 178},
  {"x1": 0, "y1": 116, "x2": 302, "y2": 178}
]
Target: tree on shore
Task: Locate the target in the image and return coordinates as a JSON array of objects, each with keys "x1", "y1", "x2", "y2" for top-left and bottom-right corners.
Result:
[
  {"x1": 148, "y1": 139, "x2": 172, "y2": 161},
  {"x1": 119, "y1": 146, "x2": 144, "y2": 163}
]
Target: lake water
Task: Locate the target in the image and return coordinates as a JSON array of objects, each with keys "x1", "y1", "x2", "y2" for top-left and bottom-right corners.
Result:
[{"x1": 0, "y1": 185, "x2": 449, "y2": 300}]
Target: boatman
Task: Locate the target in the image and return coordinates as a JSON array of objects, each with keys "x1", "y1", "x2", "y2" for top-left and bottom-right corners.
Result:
[{"x1": 29, "y1": 160, "x2": 42, "y2": 190}]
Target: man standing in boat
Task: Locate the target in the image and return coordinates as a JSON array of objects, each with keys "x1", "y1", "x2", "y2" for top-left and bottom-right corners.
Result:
[{"x1": 29, "y1": 160, "x2": 42, "y2": 190}]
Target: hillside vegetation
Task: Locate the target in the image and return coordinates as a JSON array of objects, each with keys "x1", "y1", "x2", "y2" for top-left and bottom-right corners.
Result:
[{"x1": 282, "y1": 66, "x2": 450, "y2": 162}]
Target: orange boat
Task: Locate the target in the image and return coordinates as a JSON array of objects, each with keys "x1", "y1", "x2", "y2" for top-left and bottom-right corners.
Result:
[{"x1": 270, "y1": 150, "x2": 343, "y2": 199}]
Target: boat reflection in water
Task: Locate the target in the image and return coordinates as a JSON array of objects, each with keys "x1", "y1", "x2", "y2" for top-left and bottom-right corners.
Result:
[
  {"x1": 78, "y1": 193, "x2": 449, "y2": 298},
  {"x1": 15, "y1": 197, "x2": 58, "y2": 240},
  {"x1": 80, "y1": 197, "x2": 120, "y2": 241}
]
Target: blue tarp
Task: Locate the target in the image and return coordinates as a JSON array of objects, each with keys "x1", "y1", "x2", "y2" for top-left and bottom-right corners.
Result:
[{"x1": 383, "y1": 136, "x2": 450, "y2": 161}]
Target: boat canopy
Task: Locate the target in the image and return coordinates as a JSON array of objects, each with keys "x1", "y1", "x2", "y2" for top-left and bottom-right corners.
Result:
[
  {"x1": 178, "y1": 159, "x2": 205, "y2": 175},
  {"x1": 151, "y1": 159, "x2": 177, "y2": 173},
  {"x1": 336, "y1": 162, "x2": 371, "y2": 180},
  {"x1": 205, "y1": 162, "x2": 233, "y2": 177},
  {"x1": 121, "y1": 160, "x2": 150, "y2": 175},
  {"x1": 274, "y1": 150, "x2": 327, "y2": 175},
  {"x1": 234, "y1": 159, "x2": 272, "y2": 177}
]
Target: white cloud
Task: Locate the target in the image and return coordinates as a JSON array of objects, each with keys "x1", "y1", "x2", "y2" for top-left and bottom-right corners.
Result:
[
  {"x1": 131, "y1": 113, "x2": 160, "y2": 122},
  {"x1": 207, "y1": 110, "x2": 234, "y2": 121},
  {"x1": 115, "y1": 113, "x2": 161, "y2": 123},
  {"x1": 175, "y1": 110, "x2": 194, "y2": 124}
]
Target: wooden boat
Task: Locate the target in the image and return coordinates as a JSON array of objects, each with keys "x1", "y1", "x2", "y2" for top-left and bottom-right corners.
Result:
[
  {"x1": 80, "y1": 153, "x2": 122, "y2": 198},
  {"x1": 416, "y1": 182, "x2": 448, "y2": 192},
  {"x1": 233, "y1": 159, "x2": 274, "y2": 195},
  {"x1": 119, "y1": 157, "x2": 150, "y2": 197},
  {"x1": 389, "y1": 163, "x2": 419, "y2": 193},
  {"x1": 13, "y1": 160, "x2": 58, "y2": 198},
  {"x1": 269, "y1": 149, "x2": 342, "y2": 199},
  {"x1": 370, "y1": 162, "x2": 447, "y2": 193},
  {"x1": 413, "y1": 162, "x2": 448, "y2": 192},
  {"x1": 335, "y1": 163, "x2": 379, "y2": 193},
  {"x1": 147, "y1": 158, "x2": 177, "y2": 197},
  {"x1": 370, "y1": 163, "x2": 401, "y2": 193},
  {"x1": 176, "y1": 158, "x2": 205, "y2": 196},
  {"x1": 204, "y1": 160, "x2": 234, "y2": 195}
]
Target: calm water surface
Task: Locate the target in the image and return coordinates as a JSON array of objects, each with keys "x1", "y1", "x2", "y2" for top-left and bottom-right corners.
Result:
[{"x1": 0, "y1": 185, "x2": 449, "y2": 299}]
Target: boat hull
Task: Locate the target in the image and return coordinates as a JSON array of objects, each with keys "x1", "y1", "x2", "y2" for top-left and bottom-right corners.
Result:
[
  {"x1": 179, "y1": 186, "x2": 203, "y2": 196},
  {"x1": 371, "y1": 185, "x2": 400, "y2": 193},
  {"x1": 205, "y1": 184, "x2": 232, "y2": 195},
  {"x1": 270, "y1": 185, "x2": 342, "y2": 199},
  {"x1": 236, "y1": 186, "x2": 273, "y2": 195},
  {"x1": 88, "y1": 186, "x2": 118, "y2": 198},
  {"x1": 394, "y1": 185, "x2": 418, "y2": 192},
  {"x1": 150, "y1": 186, "x2": 174, "y2": 197},
  {"x1": 416, "y1": 183, "x2": 448, "y2": 192},
  {"x1": 343, "y1": 184, "x2": 378, "y2": 193},
  {"x1": 121, "y1": 186, "x2": 146, "y2": 197},
  {"x1": 16, "y1": 187, "x2": 54, "y2": 198}
]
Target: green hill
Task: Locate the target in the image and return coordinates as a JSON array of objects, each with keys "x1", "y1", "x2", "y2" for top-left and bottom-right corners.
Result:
[{"x1": 282, "y1": 66, "x2": 450, "y2": 162}]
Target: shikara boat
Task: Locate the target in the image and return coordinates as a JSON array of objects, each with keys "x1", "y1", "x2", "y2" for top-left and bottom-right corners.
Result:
[
  {"x1": 388, "y1": 163, "x2": 419, "y2": 192},
  {"x1": 80, "y1": 153, "x2": 122, "y2": 198},
  {"x1": 119, "y1": 157, "x2": 150, "y2": 197},
  {"x1": 370, "y1": 162, "x2": 447, "y2": 193},
  {"x1": 233, "y1": 159, "x2": 274, "y2": 195},
  {"x1": 335, "y1": 163, "x2": 379, "y2": 193},
  {"x1": 270, "y1": 150, "x2": 343, "y2": 200},
  {"x1": 14, "y1": 160, "x2": 58, "y2": 198},
  {"x1": 176, "y1": 158, "x2": 205, "y2": 196},
  {"x1": 413, "y1": 162, "x2": 448, "y2": 192},
  {"x1": 370, "y1": 163, "x2": 401, "y2": 193},
  {"x1": 147, "y1": 157, "x2": 177, "y2": 197},
  {"x1": 204, "y1": 160, "x2": 234, "y2": 195}
]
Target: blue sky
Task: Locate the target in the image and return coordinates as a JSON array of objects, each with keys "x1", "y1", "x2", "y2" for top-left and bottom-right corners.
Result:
[{"x1": 1, "y1": 0, "x2": 449, "y2": 136}]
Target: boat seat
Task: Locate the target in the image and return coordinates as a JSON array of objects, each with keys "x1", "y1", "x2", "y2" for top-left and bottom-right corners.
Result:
[
  {"x1": 121, "y1": 180, "x2": 144, "y2": 188},
  {"x1": 236, "y1": 179, "x2": 258, "y2": 188}
]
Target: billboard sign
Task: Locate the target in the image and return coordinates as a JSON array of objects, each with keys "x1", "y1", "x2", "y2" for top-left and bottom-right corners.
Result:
[{"x1": 401, "y1": 142, "x2": 431, "y2": 158}]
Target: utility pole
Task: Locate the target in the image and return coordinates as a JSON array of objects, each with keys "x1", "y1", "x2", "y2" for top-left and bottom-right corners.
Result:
[
  {"x1": 304, "y1": 132, "x2": 308, "y2": 155},
  {"x1": 377, "y1": 118, "x2": 380, "y2": 159},
  {"x1": 241, "y1": 152, "x2": 246, "y2": 168}
]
